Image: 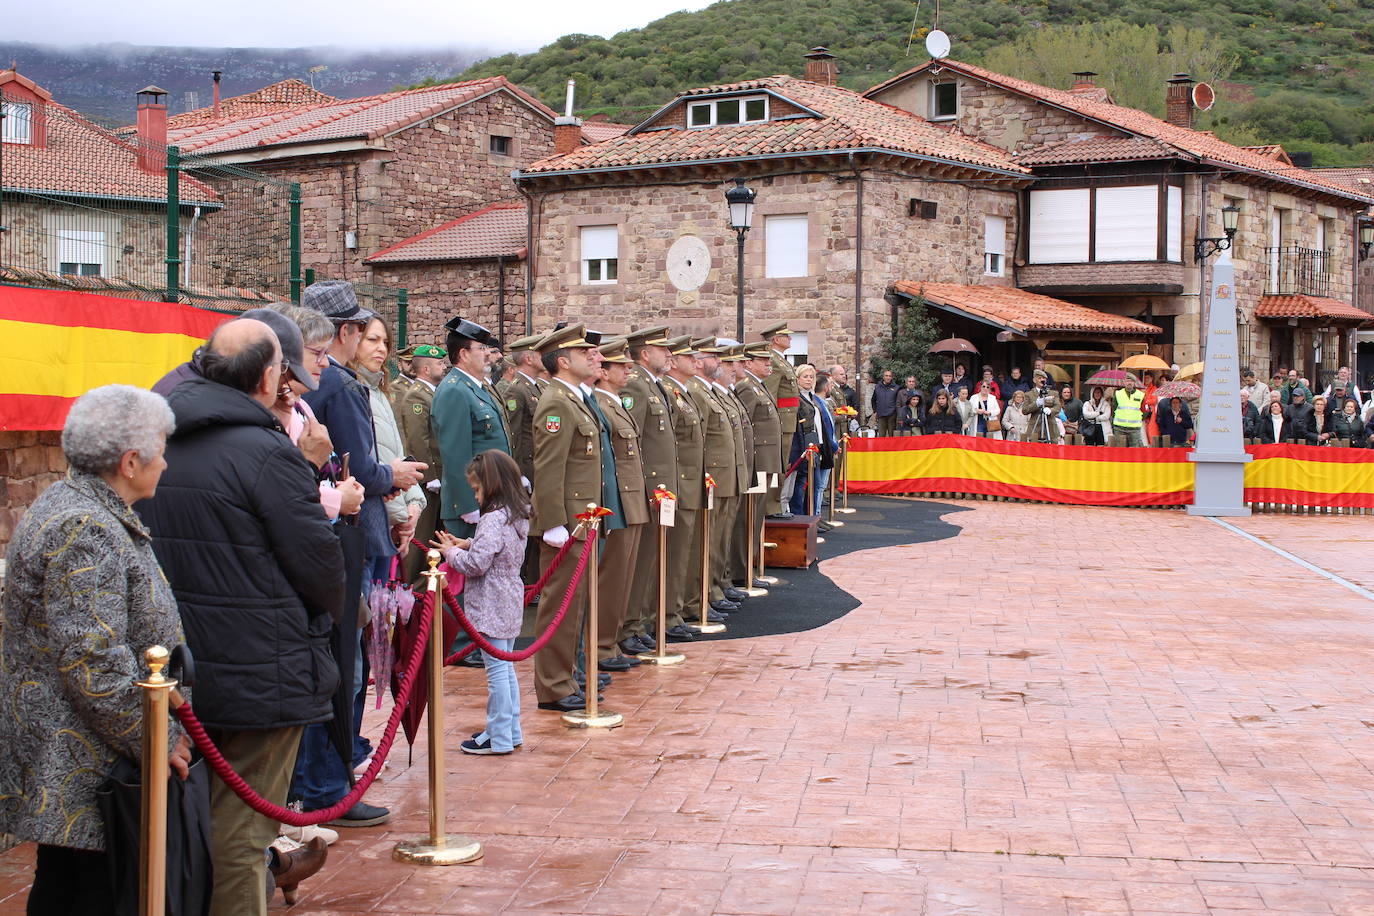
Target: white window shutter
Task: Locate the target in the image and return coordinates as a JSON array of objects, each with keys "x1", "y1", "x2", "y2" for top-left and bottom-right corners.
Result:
[
  {"x1": 1094, "y1": 186, "x2": 1157, "y2": 261},
  {"x1": 1167, "y1": 187, "x2": 1183, "y2": 263},
  {"x1": 58, "y1": 230, "x2": 105, "y2": 266},
  {"x1": 1028, "y1": 189, "x2": 1089, "y2": 263},
  {"x1": 984, "y1": 216, "x2": 1006, "y2": 255},
  {"x1": 580, "y1": 225, "x2": 618, "y2": 261},
  {"x1": 765, "y1": 215, "x2": 808, "y2": 278}
]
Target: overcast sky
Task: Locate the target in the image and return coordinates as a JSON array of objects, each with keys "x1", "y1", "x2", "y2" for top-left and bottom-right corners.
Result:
[{"x1": 8, "y1": 0, "x2": 718, "y2": 50}]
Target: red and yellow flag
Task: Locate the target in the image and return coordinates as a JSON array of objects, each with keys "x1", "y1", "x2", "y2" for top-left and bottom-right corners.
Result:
[{"x1": 0, "y1": 286, "x2": 229, "y2": 431}]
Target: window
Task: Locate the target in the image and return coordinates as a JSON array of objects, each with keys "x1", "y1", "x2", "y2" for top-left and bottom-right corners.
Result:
[
  {"x1": 1168, "y1": 187, "x2": 1184, "y2": 263},
  {"x1": 1028, "y1": 189, "x2": 1090, "y2": 263},
  {"x1": 1094, "y1": 186, "x2": 1158, "y2": 261},
  {"x1": 580, "y1": 225, "x2": 618, "y2": 284},
  {"x1": 58, "y1": 229, "x2": 104, "y2": 277},
  {"x1": 783, "y1": 330, "x2": 809, "y2": 365},
  {"x1": 930, "y1": 81, "x2": 958, "y2": 119},
  {"x1": 1319, "y1": 218, "x2": 1335, "y2": 274},
  {"x1": 489, "y1": 134, "x2": 511, "y2": 156},
  {"x1": 984, "y1": 215, "x2": 1006, "y2": 276},
  {"x1": 687, "y1": 96, "x2": 768, "y2": 128},
  {"x1": 1268, "y1": 208, "x2": 1284, "y2": 289},
  {"x1": 764, "y1": 214, "x2": 808, "y2": 278},
  {"x1": 2, "y1": 100, "x2": 32, "y2": 144}
]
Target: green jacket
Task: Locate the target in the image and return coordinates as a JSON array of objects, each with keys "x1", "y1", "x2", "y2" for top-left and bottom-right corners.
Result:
[{"x1": 432, "y1": 366, "x2": 511, "y2": 523}]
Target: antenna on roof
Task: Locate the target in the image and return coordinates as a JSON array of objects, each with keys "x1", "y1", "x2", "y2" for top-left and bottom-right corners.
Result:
[
  {"x1": 925, "y1": 29, "x2": 951, "y2": 60},
  {"x1": 308, "y1": 65, "x2": 327, "y2": 91}
]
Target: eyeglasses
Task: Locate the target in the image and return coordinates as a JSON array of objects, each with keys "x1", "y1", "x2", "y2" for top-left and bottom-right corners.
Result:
[{"x1": 305, "y1": 345, "x2": 330, "y2": 366}]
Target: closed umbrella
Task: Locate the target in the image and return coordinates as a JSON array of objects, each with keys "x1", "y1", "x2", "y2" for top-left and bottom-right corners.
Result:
[
  {"x1": 1176, "y1": 361, "x2": 1205, "y2": 381},
  {"x1": 1084, "y1": 369, "x2": 1142, "y2": 389},
  {"x1": 1120, "y1": 354, "x2": 1171, "y2": 372}
]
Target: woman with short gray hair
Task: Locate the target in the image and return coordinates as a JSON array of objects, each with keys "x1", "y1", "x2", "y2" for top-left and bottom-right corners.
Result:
[{"x1": 0, "y1": 384, "x2": 190, "y2": 914}]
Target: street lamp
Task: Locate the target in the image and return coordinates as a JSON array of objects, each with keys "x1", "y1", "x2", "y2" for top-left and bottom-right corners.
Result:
[
  {"x1": 1194, "y1": 203, "x2": 1240, "y2": 262},
  {"x1": 725, "y1": 178, "x2": 756, "y2": 339},
  {"x1": 1359, "y1": 221, "x2": 1373, "y2": 261}
]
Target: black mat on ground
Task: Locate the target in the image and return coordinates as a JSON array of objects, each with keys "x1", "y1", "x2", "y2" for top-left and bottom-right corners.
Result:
[{"x1": 692, "y1": 495, "x2": 970, "y2": 642}]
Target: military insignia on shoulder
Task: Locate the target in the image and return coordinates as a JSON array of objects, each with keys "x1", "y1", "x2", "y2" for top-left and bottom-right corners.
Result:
[
  {"x1": 411, "y1": 403, "x2": 424, "y2": 415},
  {"x1": 545, "y1": 416, "x2": 562, "y2": 433},
  {"x1": 506, "y1": 398, "x2": 519, "y2": 411},
  {"x1": 621, "y1": 396, "x2": 634, "y2": 410}
]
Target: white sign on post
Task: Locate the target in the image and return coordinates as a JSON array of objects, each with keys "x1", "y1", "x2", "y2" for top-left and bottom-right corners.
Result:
[
  {"x1": 659, "y1": 496, "x2": 676, "y2": 527},
  {"x1": 1188, "y1": 259, "x2": 1252, "y2": 516}
]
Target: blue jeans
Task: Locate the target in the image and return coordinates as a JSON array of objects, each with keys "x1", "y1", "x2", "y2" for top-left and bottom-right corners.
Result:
[{"x1": 477, "y1": 637, "x2": 522, "y2": 752}]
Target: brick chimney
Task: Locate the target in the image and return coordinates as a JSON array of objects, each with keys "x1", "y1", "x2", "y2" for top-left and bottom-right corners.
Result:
[
  {"x1": 1070, "y1": 71, "x2": 1097, "y2": 90},
  {"x1": 1165, "y1": 73, "x2": 1195, "y2": 130},
  {"x1": 212, "y1": 69, "x2": 222, "y2": 120},
  {"x1": 135, "y1": 85, "x2": 168, "y2": 173},
  {"x1": 553, "y1": 77, "x2": 583, "y2": 155},
  {"x1": 804, "y1": 47, "x2": 838, "y2": 87}
]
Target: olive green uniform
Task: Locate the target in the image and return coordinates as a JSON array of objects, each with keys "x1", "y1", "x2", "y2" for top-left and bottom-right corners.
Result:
[
  {"x1": 619, "y1": 366, "x2": 678, "y2": 643},
  {"x1": 660, "y1": 374, "x2": 704, "y2": 630},
  {"x1": 763, "y1": 349, "x2": 799, "y2": 513},
  {"x1": 685, "y1": 376, "x2": 734, "y2": 621},
  {"x1": 594, "y1": 387, "x2": 647, "y2": 661}
]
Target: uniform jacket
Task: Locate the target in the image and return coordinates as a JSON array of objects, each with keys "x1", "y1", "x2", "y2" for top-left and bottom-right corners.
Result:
[
  {"x1": 596, "y1": 387, "x2": 650, "y2": 525},
  {"x1": 503, "y1": 372, "x2": 542, "y2": 479},
  {"x1": 661, "y1": 374, "x2": 706, "y2": 510},
  {"x1": 763, "y1": 349, "x2": 800, "y2": 435},
  {"x1": 140, "y1": 376, "x2": 344, "y2": 731},
  {"x1": 0, "y1": 473, "x2": 185, "y2": 850},
  {"x1": 532, "y1": 379, "x2": 604, "y2": 537},
  {"x1": 712, "y1": 380, "x2": 750, "y2": 494},
  {"x1": 690, "y1": 376, "x2": 739, "y2": 499},
  {"x1": 735, "y1": 372, "x2": 783, "y2": 476},
  {"x1": 432, "y1": 366, "x2": 511, "y2": 522},
  {"x1": 726, "y1": 384, "x2": 756, "y2": 490},
  {"x1": 622, "y1": 366, "x2": 678, "y2": 498},
  {"x1": 398, "y1": 378, "x2": 441, "y2": 478}
]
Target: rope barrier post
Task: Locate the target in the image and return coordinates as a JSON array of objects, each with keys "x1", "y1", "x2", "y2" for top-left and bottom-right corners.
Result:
[
  {"x1": 696, "y1": 478, "x2": 726, "y2": 635},
  {"x1": 564, "y1": 505, "x2": 624, "y2": 727},
  {"x1": 836, "y1": 434, "x2": 856, "y2": 514},
  {"x1": 825, "y1": 453, "x2": 844, "y2": 529},
  {"x1": 758, "y1": 473, "x2": 779, "y2": 586},
  {"x1": 807, "y1": 449, "x2": 824, "y2": 544},
  {"x1": 394, "y1": 550, "x2": 484, "y2": 865},
  {"x1": 641, "y1": 487, "x2": 685, "y2": 666},
  {"x1": 741, "y1": 485, "x2": 768, "y2": 598},
  {"x1": 137, "y1": 646, "x2": 176, "y2": 916}
]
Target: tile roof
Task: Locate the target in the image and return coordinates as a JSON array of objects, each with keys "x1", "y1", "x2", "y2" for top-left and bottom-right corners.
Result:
[
  {"x1": 1255, "y1": 295, "x2": 1371, "y2": 323},
  {"x1": 1015, "y1": 136, "x2": 1176, "y2": 166},
  {"x1": 895, "y1": 281, "x2": 1163, "y2": 336},
  {"x1": 522, "y1": 75, "x2": 1027, "y2": 176},
  {"x1": 365, "y1": 202, "x2": 527, "y2": 263},
  {"x1": 1311, "y1": 167, "x2": 1374, "y2": 194},
  {"x1": 580, "y1": 119, "x2": 632, "y2": 143},
  {"x1": 1243, "y1": 145, "x2": 1292, "y2": 165},
  {"x1": 866, "y1": 60, "x2": 1374, "y2": 203},
  {"x1": 170, "y1": 77, "x2": 557, "y2": 155},
  {"x1": 2, "y1": 76, "x2": 218, "y2": 204},
  {"x1": 164, "y1": 79, "x2": 338, "y2": 130}
]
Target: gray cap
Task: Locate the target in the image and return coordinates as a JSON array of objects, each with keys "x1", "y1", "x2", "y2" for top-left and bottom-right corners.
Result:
[{"x1": 241, "y1": 307, "x2": 317, "y2": 390}]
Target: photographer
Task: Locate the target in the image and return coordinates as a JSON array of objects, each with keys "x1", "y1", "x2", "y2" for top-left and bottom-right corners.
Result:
[{"x1": 1021, "y1": 369, "x2": 1063, "y2": 444}]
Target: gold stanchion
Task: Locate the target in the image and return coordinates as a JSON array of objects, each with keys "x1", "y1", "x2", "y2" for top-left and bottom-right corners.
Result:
[
  {"x1": 806, "y1": 449, "x2": 825, "y2": 544},
  {"x1": 741, "y1": 492, "x2": 768, "y2": 597},
  {"x1": 640, "y1": 488, "x2": 685, "y2": 665},
  {"x1": 825, "y1": 456, "x2": 844, "y2": 528},
  {"x1": 564, "y1": 505, "x2": 624, "y2": 727},
  {"x1": 137, "y1": 646, "x2": 176, "y2": 916},
  {"x1": 758, "y1": 473, "x2": 779, "y2": 585},
  {"x1": 394, "y1": 551, "x2": 484, "y2": 865},
  {"x1": 837, "y1": 434, "x2": 857, "y2": 514},
  {"x1": 696, "y1": 481, "x2": 726, "y2": 635}
]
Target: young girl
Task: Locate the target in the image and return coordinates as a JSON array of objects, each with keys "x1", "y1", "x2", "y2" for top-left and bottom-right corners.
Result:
[{"x1": 431, "y1": 450, "x2": 531, "y2": 754}]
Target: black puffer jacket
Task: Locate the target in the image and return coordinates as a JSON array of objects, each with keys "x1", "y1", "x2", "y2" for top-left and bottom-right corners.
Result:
[{"x1": 138, "y1": 377, "x2": 344, "y2": 730}]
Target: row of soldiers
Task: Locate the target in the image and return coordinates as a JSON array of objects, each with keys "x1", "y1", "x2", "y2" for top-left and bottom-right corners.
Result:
[{"x1": 388, "y1": 316, "x2": 811, "y2": 712}]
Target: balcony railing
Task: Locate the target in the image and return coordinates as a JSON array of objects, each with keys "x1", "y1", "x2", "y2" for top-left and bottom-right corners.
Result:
[{"x1": 1264, "y1": 246, "x2": 1332, "y2": 297}]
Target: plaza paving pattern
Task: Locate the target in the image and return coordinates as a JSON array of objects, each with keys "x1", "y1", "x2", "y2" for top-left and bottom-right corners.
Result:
[{"x1": 4, "y1": 499, "x2": 1374, "y2": 914}]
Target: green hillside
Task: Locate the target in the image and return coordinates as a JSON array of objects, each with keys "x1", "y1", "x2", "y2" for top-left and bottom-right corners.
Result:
[{"x1": 453, "y1": 0, "x2": 1374, "y2": 166}]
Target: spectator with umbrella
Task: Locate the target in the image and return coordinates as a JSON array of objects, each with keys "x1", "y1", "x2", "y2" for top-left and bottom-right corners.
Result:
[
  {"x1": 1157, "y1": 396, "x2": 1194, "y2": 447},
  {"x1": 1088, "y1": 370, "x2": 1145, "y2": 446},
  {"x1": 1080, "y1": 386, "x2": 1112, "y2": 445}
]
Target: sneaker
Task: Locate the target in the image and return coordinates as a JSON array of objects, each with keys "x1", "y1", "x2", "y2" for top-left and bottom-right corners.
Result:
[
  {"x1": 471, "y1": 730, "x2": 522, "y2": 748},
  {"x1": 325, "y1": 801, "x2": 391, "y2": 828},
  {"x1": 278, "y1": 822, "x2": 340, "y2": 847},
  {"x1": 461, "y1": 737, "x2": 512, "y2": 755}
]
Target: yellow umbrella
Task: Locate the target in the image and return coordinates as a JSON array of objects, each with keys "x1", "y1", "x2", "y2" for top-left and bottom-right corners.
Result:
[
  {"x1": 1119, "y1": 354, "x2": 1171, "y2": 371},
  {"x1": 1176, "y1": 361, "x2": 1204, "y2": 381},
  {"x1": 1044, "y1": 363, "x2": 1070, "y2": 384}
]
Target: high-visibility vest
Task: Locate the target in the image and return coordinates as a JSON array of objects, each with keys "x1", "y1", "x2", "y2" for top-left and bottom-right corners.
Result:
[{"x1": 1114, "y1": 389, "x2": 1144, "y2": 429}]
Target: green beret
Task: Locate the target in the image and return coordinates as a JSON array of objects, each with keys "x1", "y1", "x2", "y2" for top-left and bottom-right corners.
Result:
[{"x1": 412, "y1": 344, "x2": 447, "y2": 359}]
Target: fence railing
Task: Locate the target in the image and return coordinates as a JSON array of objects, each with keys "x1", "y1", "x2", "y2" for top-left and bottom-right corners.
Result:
[{"x1": 1264, "y1": 246, "x2": 1332, "y2": 297}]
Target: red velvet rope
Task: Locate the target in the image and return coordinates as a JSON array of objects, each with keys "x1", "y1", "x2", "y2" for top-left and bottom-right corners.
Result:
[
  {"x1": 442, "y1": 528, "x2": 597, "y2": 664},
  {"x1": 171, "y1": 591, "x2": 435, "y2": 827},
  {"x1": 785, "y1": 444, "x2": 820, "y2": 477},
  {"x1": 411, "y1": 530, "x2": 576, "y2": 608}
]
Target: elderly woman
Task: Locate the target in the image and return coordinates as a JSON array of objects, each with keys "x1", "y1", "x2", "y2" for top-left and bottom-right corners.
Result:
[
  {"x1": 0, "y1": 385, "x2": 189, "y2": 914},
  {"x1": 1001, "y1": 390, "x2": 1030, "y2": 442}
]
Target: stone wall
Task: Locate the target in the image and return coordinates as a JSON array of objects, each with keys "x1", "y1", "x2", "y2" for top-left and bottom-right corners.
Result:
[
  {"x1": 525, "y1": 167, "x2": 1019, "y2": 374},
  {"x1": 369, "y1": 258, "x2": 527, "y2": 346},
  {"x1": 0, "y1": 431, "x2": 65, "y2": 560},
  {"x1": 0, "y1": 198, "x2": 193, "y2": 288}
]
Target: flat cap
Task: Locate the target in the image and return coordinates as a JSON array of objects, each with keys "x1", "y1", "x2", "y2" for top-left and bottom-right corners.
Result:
[{"x1": 303, "y1": 279, "x2": 375, "y2": 325}]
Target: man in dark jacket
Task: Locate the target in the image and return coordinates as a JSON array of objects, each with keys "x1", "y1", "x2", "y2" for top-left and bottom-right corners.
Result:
[
  {"x1": 139, "y1": 318, "x2": 344, "y2": 916},
  {"x1": 1286, "y1": 389, "x2": 1317, "y2": 443},
  {"x1": 870, "y1": 370, "x2": 899, "y2": 436}
]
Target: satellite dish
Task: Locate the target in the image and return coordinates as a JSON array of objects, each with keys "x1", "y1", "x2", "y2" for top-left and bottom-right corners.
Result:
[
  {"x1": 925, "y1": 29, "x2": 951, "y2": 60},
  {"x1": 1192, "y1": 82, "x2": 1216, "y2": 111}
]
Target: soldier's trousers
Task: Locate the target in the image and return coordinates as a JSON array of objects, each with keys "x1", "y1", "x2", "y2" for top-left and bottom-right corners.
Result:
[
  {"x1": 709, "y1": 495, "x2": 738, "y2": 603},
  {"x1": 597, "y1": 523, "x2": 643, "y2": 660},
  {"x1": 663, "y1": 505, "x2": 699, "y2": 629},
  {"x1": 621, "y1": 516, "x2": 666, "y2": 642},
  {"x1": 729, "y1": 492, "x2": 762, "y2": 585},
  {"x1": 533, "y1": 536, "x2": 591, "y2": 703}
]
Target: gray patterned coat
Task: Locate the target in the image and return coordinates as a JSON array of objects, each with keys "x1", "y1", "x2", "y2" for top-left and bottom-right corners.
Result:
[{"x1": 0, "y1": 472, "x2": 184, "y2": 850}]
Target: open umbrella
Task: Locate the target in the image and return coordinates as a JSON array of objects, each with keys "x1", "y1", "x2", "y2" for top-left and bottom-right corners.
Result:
[
  {"x1": 929, "y1": 337, "x2": 978, "y2": 374},
  {"x1": 1044, "y1": 364, "x2": 1071, "y2": 384},
  {"x1": 1084, "y1": 369, "x2": 1141, "y2": 389},
  {"x1": 1120, "y1": 354, "x2": 1171, "y2": 372},
  {"x1": 1176, "y1": 361, "x2": 1205, "y2": 381},
  {"x1": 1156, "y1": 380, "x2": 1202, "y2": 400}
]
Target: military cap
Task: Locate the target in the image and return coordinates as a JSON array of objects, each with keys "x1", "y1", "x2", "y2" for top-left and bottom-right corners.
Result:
[
  {"x1": 536, "y1": 323, "x2": 599, "y2": 353},
  {"x1": 721, "y1": 344, "x2": 747, "y2": 362},
  {"x1": 597, "y1": 337, "x2": 632, "y2": 364},
  {"x1": 624, "y1": 325, "x2": 673, "y2": 346},
  {"x1": 691, "y1": 336, "x2": 725, "y2": 354},
  {"x1": 396, "y1": 343, "x2": 418, "y2": 358},
  {"x1": 743, "y1": 342, "x2": 771, "y2": 360},
  {"x1": 412, "y1": 344, "x2": 447, "y2": 359},
  {"x1": 508, "y1": 332, "x2": 546, "y2": 352},
  {"x1": 758, "y1": 321, "x2": 793, "y2": 340},
  {"x1": 664, "y1": 334, "x2": 695, "y2": 356},
  {"x1": 444, "y1": 316, "x2": 497, "y2": 347}
]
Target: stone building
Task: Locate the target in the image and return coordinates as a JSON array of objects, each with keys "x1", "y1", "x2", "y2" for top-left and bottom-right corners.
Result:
[
  {"x1": 866, "y1": 60, "x2": 1374, "y2": 381},
  {"x1": 513, "y1": 51, "x2": 1161, "y2": 376}
]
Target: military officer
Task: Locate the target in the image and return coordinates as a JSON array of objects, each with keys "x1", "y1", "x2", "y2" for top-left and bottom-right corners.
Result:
[
  {"x1": 397, "y1": 343, "x2": 448, "y2": 583},
  {"x1": 734, "y1": 342, "x2": 782, "y2": 585},
  {"x1": 659, "y1": 335, "x2": 707, "y2": 641},
  {"x1": 684, "y1": 338, "x2": 735, "y2": 627},
  {"x1": 591, "y1": 338, "x2": 649, "y2": 672},
  {"x1": 720, "y1": 344, "x2": 760, "y2": 592},
  {"x1": 531, "y1": 325, "x2": 615, "y2": 711},
  {"x1": 504, "y1": 332, "x2": 548, "y2": 585},
  {"x1": 760, "y1": 322, "x2": 799, "y2": 517},
  {"x1": 691, "y1": 338, "x2": 745, "y2": 616},
  {"x1": 617, "y1": 326, "x2": 678, "y2": 654},
  {"x1": 391, "y1": 343, "x2": 418, "y2": 404},
  {"x1": 432, "y1": 317, "x2": 510, "y2": 537}
]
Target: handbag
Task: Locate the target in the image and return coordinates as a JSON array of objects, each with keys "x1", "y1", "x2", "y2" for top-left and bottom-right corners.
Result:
[{"x1": 986, "y1": 416, "x2": 1001, "y2": 433}]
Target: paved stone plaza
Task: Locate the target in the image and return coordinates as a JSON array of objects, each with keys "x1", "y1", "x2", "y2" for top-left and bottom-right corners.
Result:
[{"x1": 4, "y1": 498, "x2": 1374, "y2": 914}]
